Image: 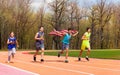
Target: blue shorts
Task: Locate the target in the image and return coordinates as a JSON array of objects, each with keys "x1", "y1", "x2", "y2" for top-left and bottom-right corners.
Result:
[
  {"x1": 35, "y1": 42, "x2": 44, "y2": 50},
  {"x1": 62, "y1": 43, "x2": 69, "y2": 50}
]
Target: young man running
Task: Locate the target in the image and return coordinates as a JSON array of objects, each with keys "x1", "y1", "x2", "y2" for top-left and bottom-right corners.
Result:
[
  {"x1": 57, "y1": 28, "x2": 78, "y2": 63},
  {"x1": 33, "y1": 26, "x2": 45, "y2": 62},
  {"x1": 78, "y1": 27, "x2": 91, "y2": 61}
]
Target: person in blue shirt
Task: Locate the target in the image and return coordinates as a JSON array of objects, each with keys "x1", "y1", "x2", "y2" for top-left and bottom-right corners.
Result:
[
  {"x1": 57, "y1": 28, "x2": 78, "y2": 63},
  {"x1": 7, "y1": 32, "x2": 19, "y2": 63},
  {"x1": 33, "y1": 26, "x2": 45, "y2": 62}
]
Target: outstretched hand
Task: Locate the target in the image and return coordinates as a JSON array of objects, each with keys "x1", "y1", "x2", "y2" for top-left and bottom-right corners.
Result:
[{"x1": 72, "y1": 31, "x2": 78, "y2": 36}]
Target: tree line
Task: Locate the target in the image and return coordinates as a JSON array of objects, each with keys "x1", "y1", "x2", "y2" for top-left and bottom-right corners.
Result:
[{"x1": 0, "y1": 0, "x2": 120, "y2": 50}]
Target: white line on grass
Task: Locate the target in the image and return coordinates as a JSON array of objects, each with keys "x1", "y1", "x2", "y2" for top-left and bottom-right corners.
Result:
[
  {"x1": 16, "y1": 60, "x2": 94, "y2": 75},
  {"x1": 0, "y1": 63, "x2": 39, "y2": 75}
]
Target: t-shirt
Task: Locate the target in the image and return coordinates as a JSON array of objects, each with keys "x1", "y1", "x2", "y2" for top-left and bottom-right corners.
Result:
[
  {"x1": 8, "y1": 37, "x2": 16, "y2": 50},
  {"x1": 62, "y1": 33, "x2": 71, "y2": 44}
]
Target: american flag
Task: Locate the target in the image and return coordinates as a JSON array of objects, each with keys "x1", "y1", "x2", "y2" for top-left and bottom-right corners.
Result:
[{"x1": 49, "y1": 30, "x2": 77, "y2": 37}]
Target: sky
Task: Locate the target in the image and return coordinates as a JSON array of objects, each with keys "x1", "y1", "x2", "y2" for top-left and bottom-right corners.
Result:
[
  {"x1": 31, "y1": 0, "x2": 52, "y2": 11},
  {"x1": 31, "y1": 0, "x2": 120, "y2": 11}
]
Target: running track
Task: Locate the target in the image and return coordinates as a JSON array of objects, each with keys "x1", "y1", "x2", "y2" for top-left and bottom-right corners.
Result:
[{"x1": 0, "y1": 51, "x2": 120, "y2": 75}]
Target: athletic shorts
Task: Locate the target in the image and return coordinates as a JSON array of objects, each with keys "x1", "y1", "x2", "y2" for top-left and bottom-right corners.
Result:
[
  {"x1": 8, "y1": 48, "x2": 16, "y2": 56},
  {"x1": 62, "y1": 43, "x2": 69, "y2": 50},
  {"x1": 81, "y1": 40, "x2": 90, "y2": 50},
  {"x1": 35, "y1": 42, "x2": 44, "y2": 50}
]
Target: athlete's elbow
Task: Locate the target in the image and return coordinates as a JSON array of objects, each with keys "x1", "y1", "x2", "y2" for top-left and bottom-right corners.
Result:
[
  {"x1": 81, "y1": 38, "x2": 84, "y2": 40},
  {"x1": 35, "y1": 38, "x2": 37, "y2": 40},
  {"x1": 7, "y1": 42, "x2": 9, "y2": 44}
]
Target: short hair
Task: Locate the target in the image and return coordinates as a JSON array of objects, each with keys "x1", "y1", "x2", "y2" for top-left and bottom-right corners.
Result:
[
  {"x1": 39, "y1": 26, "x2": 44, "y2": 29},
  {"x1": 86, "y1": 27, "x2": 90, "y2": 31},
  {"x1": 68, "y1": 28, "x2": 72, "y2": 31},
  {"x1": 10, "y1": 32, "x2": 14, "y2": 35},
  {"x1": 54, "y1": 27, "x2": 61, "y2": 31}
]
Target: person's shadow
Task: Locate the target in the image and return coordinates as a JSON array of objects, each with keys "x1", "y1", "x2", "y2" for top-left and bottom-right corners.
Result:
[
  {"x1": 74, "y1": 60, "x2": 88, "y2": 62},
  {"x1": 30, "y1": 60, "x2": 64, "y2": 63},
  {"x1": 45, "y1": 60, "x2": 64, "y2": 62}
]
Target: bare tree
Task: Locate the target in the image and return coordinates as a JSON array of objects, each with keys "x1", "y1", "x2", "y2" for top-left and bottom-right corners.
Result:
[
  {"x1": 89, "y1": 5, "x2": 98, "y2": 48},
  {"x1": 113, "y1": 3, "x2": 120, "y2": 48},
  {"x1": 49, "y1": 0, "x2": 67, "y2": 49},
  {"x1": 67, "y1": 1, "x2": 85, "y2": 49},
  {"x1": 0, "y1": 0, "x2": 39, "y2": 49},
  {"x1": 96, "y1": 0, "x2": 113, "y2": 49}
]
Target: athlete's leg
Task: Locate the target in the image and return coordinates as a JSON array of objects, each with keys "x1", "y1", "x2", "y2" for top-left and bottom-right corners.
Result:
[
  {"x1": 78, "y1": 50, "x2": 83, "y2": 57},
  {"x1": 65, "y1": 48, "x2": 69, "y2": 59},
  {"x1": 8, "y1": 51, "x2": 12, "y2": 63},
  {"x1": 33, "y1": 50, "x2": 39, "y2": 61},
  {"x1": 86, "y1": 47, "x2": 90, "y2": 56},
  {"x1": 12, "y1": 48, "x2": 16, "y2": 58},
  {"x1": 58, "y1": 43, "x2": 65, "y2": 57},
  {"x1": 64, "y1": 44, "x2": 69, "y2": 63},
  {"x1": 40, "y1": 48, "x2": 44, "y2": 62},
  {"x1": 85, "y1": 47, "x2": 91, "y2": 61}
]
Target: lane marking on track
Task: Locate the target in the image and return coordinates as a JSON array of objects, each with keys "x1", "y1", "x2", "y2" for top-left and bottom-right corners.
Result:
[
  {"x1": 0, "y1": 63, "x2": 39, "y2": 75},
  {"x1": 50, "y1": 62, "x2": 120, "y2": 72},
  {"x1": 16, "y1": 60, "x2": 94, "y2": 75},
  {"x1": 1, "y1": 52, "x2": 120, "y2": 74},
  {"x1": 2, "y1": 54, "x2": 120, "y2": 72},
  {"x1": 0, "y1": 52, "x2": 120, "y2": 66}
]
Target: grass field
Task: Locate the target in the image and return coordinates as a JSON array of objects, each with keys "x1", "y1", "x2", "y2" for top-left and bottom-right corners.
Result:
[{"x1": 30, "y1": 49, "x2": 120, "y2": 60}]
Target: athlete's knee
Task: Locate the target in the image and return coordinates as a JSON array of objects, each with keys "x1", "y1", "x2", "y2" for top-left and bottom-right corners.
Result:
[
  {"x1": 88, "y1": 48, "x2": 91, "y2": 51},
  {"x1": 80, "y1": 50, "x2": 83, "y2": 52},
  {"x1": 41, "y1": 49, "x2": 44, "y2": 52},
  {"x1": 66, "y1": 48, "x2": 68, "y2": 52},
  {"x1": 61, "y1": 50, "x2": 64, "y2": 53},
  {"x1": 88, "y1": 49, "x2": 90, "y2": 52}
]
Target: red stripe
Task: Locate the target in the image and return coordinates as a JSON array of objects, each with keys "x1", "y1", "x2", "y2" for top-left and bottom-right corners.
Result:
[{"x1": 49, "y1": 30, "x2": 77, "y2": 36}]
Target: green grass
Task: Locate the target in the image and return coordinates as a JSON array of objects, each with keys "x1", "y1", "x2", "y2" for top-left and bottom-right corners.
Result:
[{"x1": 30, "y1": 49, "x2": 120, "y2": 60}]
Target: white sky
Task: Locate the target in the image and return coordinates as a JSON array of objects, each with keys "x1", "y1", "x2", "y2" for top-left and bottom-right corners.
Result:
[
  {"x1": 31, "y1": 0, "x2": 120, "y2": 11},
  {"x1": 31, "y1": 0, "x2": 53, "y2": 11}
]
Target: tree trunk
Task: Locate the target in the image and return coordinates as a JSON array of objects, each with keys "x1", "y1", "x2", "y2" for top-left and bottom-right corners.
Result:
[
  {"x1": 100, "y1": 27, "x2": 104, "y2": 49},
  {"x1": 91, "y1": 24, "x2": 95, "y2": 49},
  {"x1": 53, "y1": 36, "x2": 61, "y2": 50}
]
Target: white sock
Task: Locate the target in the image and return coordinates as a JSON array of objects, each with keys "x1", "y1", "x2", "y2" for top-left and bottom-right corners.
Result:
[{"x1": 86, "y1": 56, "x2": 88, "y2": 58}]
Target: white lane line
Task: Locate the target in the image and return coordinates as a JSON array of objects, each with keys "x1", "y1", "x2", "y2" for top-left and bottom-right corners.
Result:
[
  {"x1": 4, "y1": 55, "x2": 120, "y2": 72},
  {"x1": 16, "y1": 60, "x2": 94, "y2": 75},
  {"x1": 1, "y1": 53, "x2": 119, "y2": 73},
  {"x1": 50, "y1": 62, "x2": 120, "y2": 72},
  {"x1": 0, "y1": 63, "x2": 39, "y2": 75}
]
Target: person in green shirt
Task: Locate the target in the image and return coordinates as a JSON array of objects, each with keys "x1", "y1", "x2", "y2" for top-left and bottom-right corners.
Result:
[{"x1": 78, "y1": 27, "x2": 91, "y2": 61}]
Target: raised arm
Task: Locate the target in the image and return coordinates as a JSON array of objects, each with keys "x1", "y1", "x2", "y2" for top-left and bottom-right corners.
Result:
[
  {"x1": 72, "y1": 31, "x2": 78, "y2": 36},
  {"x1": 53, "y1": 29, "x2": 61, "y2": 34}
]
